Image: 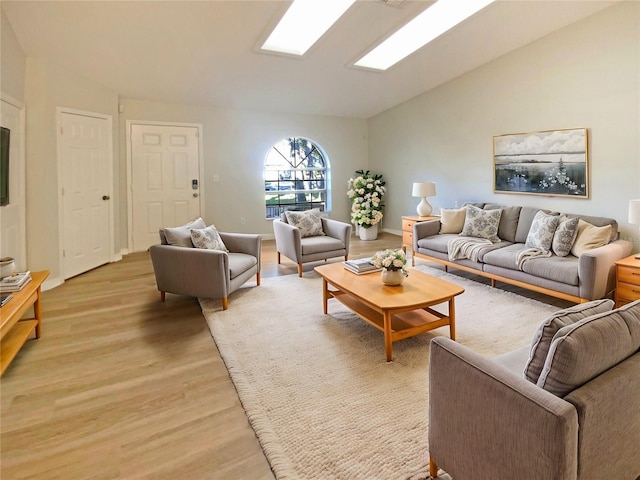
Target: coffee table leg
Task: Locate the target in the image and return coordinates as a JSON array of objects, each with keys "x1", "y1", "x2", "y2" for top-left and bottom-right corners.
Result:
[
  {"x1": 384, "y1": 311, "x2": 393, "y2": 362},
  {"x1": 448, "y1": 297, "x2": 456, "y2": 341},
  {"x1": 322, "y1": 278, "x2": 328, "y2": 314}
]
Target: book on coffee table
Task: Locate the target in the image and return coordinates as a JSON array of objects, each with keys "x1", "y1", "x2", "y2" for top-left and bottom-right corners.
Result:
[{"x1": 343, "y1": 258, "x2": 382, "y2": 275}]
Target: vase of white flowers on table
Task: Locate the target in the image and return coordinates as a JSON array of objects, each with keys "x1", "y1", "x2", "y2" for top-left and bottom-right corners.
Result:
[
  {"x1": 372, "y1": 248, "x2": 408, "y2": 286},
  {"x1": 347, "y1": 170, "x2": 385, "y2": 241}
]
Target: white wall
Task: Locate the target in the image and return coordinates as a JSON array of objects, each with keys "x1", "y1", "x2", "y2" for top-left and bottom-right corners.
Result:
[
  {"x1": 1, "y1": 9, "x2": 26, "y2": 102},
  {"x1": 118, "y1": 99, "x2": 367, "y2": 248},
  {"x1": 368, "y1": 2, "x2": 640, "y2": 251}
]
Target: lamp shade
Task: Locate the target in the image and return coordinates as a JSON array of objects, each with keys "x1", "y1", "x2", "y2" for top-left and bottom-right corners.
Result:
[
  {"x1": 412, "y1": 182, "x2": 436, "y2": 198},
  {"x1": 629, "y1": 199, "x2": 640, "y2": 225}
]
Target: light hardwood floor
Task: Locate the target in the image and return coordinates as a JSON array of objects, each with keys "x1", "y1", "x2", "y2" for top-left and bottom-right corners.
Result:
[{"x1": 1, "y1": 233, "x2": 567, "y2": 479}]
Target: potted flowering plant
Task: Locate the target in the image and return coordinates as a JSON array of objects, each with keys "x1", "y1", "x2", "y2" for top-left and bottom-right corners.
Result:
[
  {"x1": 372, "y1": 248, "x2": 408, "y2": 285},
  {"x1": 347, "y1": 170, "x2": 385, "y2": 240}
]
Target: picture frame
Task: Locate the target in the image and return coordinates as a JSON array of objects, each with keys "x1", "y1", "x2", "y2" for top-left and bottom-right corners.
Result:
[{"x1": 493, "y1": 127, "x2": 589, "y2": 198}]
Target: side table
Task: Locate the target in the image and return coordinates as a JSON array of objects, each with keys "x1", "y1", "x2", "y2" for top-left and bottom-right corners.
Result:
[
  {"x1": 402, "y1": 215, "x2": 439, "y2": 264},
  {"x1": 0, "y1": 270, "x2": 49, "y2": 376},
  {"x1": 614, "y1": 255, "x2": 640, "y2": 308}
]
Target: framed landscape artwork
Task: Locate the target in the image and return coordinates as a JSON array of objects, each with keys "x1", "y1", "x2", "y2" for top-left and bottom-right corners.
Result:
[{"x1": 493, "y1": 128, "x2": 589, "y2": 198}]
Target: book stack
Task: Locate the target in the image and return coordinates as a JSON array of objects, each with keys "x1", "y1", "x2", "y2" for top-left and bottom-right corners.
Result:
[
  {"x1": 0, "y1": 271, "x2": 32, "y2": 293},
  {"x1": 343, "y1": 257, "x2": 382, "y2": 275}
]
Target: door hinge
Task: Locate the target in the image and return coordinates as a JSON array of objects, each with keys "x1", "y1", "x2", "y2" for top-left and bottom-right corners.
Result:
[
  {"x1": 60, "y1": 126, "x2": 63, "y2": 135},
  {"x1": 62, "y1": 250, "x2": 66, "y2": 258}
]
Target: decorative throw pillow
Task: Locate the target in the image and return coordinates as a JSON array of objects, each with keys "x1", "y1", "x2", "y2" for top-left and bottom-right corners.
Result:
[
  {"x1": 460, "y1": 205, "x2": 502, "y2": 243},
  {"x1": 552, "y1": 216, "x2": 579, "y2": 257},
  {"x1": 284, "y1": 209, "x2": 325, "y2": 238},
  {"x1": 163, "y1": 217, "x2": 206, "y2": 247},
  {"x1": 536, "y1": 300, "x2": 640, "y2": 397},
  {"x1": 439, "y1": 207, "x2": 466, "y2": 234},
  {"x1": 524, "y1": 299, "x2": 615, "y2": 384},
  {"x1": 190, "y1": 225, "x2": 228, "y2": 252},
  {"x1": 525, "y1": 210, "x2": 559, "y2": 252},
  {"x1": 570, "y1": 219, "x2": 612, "y2": 257}
]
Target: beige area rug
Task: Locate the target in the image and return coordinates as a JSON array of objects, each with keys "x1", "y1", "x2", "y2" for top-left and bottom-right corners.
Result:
[{"x1": 199, "y1": 265, "x2": 559, "y2": 480}]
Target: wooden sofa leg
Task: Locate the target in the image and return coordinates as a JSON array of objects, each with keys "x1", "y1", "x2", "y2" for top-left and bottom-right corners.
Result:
[
  {"x1": 298, "y1": 264, "x2": 303, "y2": 277},
  {"x1": 222, "y1": 297, "x2": 228, "y2": 310},
  {"x1": 160, "y1": 291, "x2": 165, "y2": 302},
  {"x1": 429, "y1": 456, "x2": 438, "y2": 478},
  {"x1": 256, "y1": 272, "x2": 261, "y2": 286},
  {"x1": 277, "y1": 252, "x2": 281, "y2": 264}
]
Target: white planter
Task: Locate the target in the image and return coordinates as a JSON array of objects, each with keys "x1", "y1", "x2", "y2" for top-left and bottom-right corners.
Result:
[
  {"x1": 0, "y1": 258, "x2": 15, "y2": 279},
  {"x1": 381, "y1": 268, "x2": 405, "y2": 286},
  {"x1": 359, "y1": 224, "x2": 378, "y2": 241}
]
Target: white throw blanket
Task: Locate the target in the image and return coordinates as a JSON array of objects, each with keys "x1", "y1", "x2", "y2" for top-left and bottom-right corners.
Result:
[
  {"x1": 516, "y1": 247, "x2": 552, "y2": 270},
  {"x1": 447, "y1": 236, "x2": 492, "y2": 263}
]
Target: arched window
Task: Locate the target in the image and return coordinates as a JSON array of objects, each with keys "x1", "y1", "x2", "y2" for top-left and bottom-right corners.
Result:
[{"x1": 264, "y1": 137, "x2": 329, "y2": 219}]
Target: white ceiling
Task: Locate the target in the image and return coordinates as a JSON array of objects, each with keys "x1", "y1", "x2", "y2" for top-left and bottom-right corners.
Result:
[{"x1": 2, "y1": 0, "x2": 618, "y2": 119}]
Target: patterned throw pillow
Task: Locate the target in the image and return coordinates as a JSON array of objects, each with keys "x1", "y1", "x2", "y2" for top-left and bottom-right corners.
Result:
[
  {"x1": 570, "y1": 219, "x2": 612, "y2": 257},
  {"x1": 460, "y1": 205, "x2": 502, "y2": 243},
  {"x1": 190, "y1": 225, "x2": 228, "y2": 252},
  {"x1": 552, "y1": 216, "x2": 579, "y2": 257},
  {"x1": 163, "y1": 217, "x2": 206, "y2": 247},
  {"x1": 524, "y1": 299, "x2": 615, "y2": 383},
  {"x1": 284, "y1": 209, "x2": 325, "y2": 238},
  {"x1": 439, "y1": 207, "x2": 466, "y2": 234},
  {"x1": 525, "y1": 210, "x2": 560, "y2": 252}
]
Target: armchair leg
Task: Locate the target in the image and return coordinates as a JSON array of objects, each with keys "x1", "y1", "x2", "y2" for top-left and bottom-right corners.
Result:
[
  {"x1": 277, "y1": 252, "x2": 281, "y2": 264},
  {"x1": 160, "y1": 291, "x2": 166, "y2": 302},
  {"x1": 429, "y1": 456, "x2": 438, "y2": 478},
  {"x1": 222, "y1": 297, "x2": 228, "y2": 310},
  {"x1": 344, "y1": 255, "x2": 348, "y2": 261},
  {"x1": 256, "y1": 272, "x2": 261, "y2": 286},
  {"x1": 297, "y1": 264, "x2": 303, "y2": 277}
]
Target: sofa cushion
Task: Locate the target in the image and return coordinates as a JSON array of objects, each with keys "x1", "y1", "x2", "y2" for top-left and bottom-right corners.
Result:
[
  {"x1": 537, "y1": 300, "x2": 640, "y2": 397},
  {"x1": 439, "y1": 207, "x2": 466, "y2": 234},
  {"x1": 460, "y1": 205, "x2": 502, "y2": 243},
  {"x1": 525, "y1": 210, "x2": 560, "y2": 252},
  {"x1": 552, "y1": 216, "x2": 579, "y2": 257},
  {"x1": 161, "y1": 217, "x2": 206, "y2": 247},
  {"x1": 570, "y1": 219, "x2": 612, "y2": 257},
  {"x1": 285, "y1": 209, "x2": 326, "y2": 238},
  {"x1": 484, "y1": 205, "x2": 521, "y2": 243},
  {"x1": 228, "y1": 252, "x2": 258, "y2": 279},
  {"x1": 515, "y1": 208, "x2": 558, "y2": 244},
  {"x1": 519, "y1": 255, "x2": 579, "y2": 286},
  {"x1": 570, "y1": 214, "x2": 618, "y2": 242},
  {"x1": 190, "y1": 225, "x2": 229, "y2": 252},
  {"x1": 481, "y1": 243, "x2": 527, "y2": 270},
  {"x1": 300, "y1": 235, "x2": 344, "y2": 255},
  {"x1": 524, "y1": 299, "x2": 615, "y2": 383}
]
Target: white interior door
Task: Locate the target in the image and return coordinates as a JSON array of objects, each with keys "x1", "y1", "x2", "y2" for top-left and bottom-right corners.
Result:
[
  {"x1": 60, "y1": 110, "x2": 112, "y2": 279},
  {"x1": 130, "y1": 124, "x2": 201, "y2": 252}
]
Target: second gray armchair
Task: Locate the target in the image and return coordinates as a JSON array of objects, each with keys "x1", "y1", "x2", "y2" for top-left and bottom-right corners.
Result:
[{"x1": 273, "y1": 210, "x2": 352, "y2": 277}]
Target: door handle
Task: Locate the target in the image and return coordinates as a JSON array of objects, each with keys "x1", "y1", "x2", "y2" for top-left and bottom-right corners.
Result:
[
  {"x1": 193, "y1": 193, "x2": 199, "y2": 198},
  {"x1": 102, "y1": 195, "x2": 110, "y2": 200}
]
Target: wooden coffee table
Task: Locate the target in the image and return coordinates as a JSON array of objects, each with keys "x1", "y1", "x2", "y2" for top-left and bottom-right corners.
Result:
[{"x1": 314, "y1": 263, "x2": 464, "y2": 362}]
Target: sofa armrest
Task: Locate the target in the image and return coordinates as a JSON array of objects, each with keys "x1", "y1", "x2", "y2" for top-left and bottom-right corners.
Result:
[
  {"x1": 273, "y1": 219, "x2": 302, "y2": 263},
  {"x1": 219, "y1": 232, "x2": 261, "y2": 269},
  {"x1": 149, "y1": 244, "x2": 230, "y2": 298},
  {"x1": 429, "y1": 337, "x2": 578, "y2": 480},
  {"x1": 321, "y1": 218, "x2": 352, "y2": 253},
  {"x1": 413, "y1": 220, "x2": 441, "y2": 250},
  {"x1": 578, "y1": 239, "x2": 632, "y2": 300}
]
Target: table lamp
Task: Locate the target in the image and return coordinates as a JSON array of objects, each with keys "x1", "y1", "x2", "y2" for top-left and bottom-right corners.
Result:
[
  {"x1": 629, "y1": 199, "x2": 640, "y2": 258},
  {"x1": 412, "y1": 182, "x2": 436, "y2": 217}
]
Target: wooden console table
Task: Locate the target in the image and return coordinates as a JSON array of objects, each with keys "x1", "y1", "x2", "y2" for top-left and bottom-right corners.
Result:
[{"x1": 0, "y1": 270, "x2": 49, "y2": 376}]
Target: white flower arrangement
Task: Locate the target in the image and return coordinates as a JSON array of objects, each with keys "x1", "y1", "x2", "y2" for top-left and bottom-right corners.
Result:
[
  {"x1": 371, "y1": 248, "x2": 409, "y2": 276},
  {"x1": 347, "y1": 170, "x2": 386, "y2": 228}
]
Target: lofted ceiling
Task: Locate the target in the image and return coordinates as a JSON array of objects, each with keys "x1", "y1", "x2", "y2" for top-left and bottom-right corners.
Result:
[{"x1": 2, "y1": 0, "x2": 618, "y2": 119}]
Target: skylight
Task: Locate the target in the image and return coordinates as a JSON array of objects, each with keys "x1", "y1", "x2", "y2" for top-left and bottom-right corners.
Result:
[
  {"x1": 262, "y1": 0, "x2": 357, "y2": 56},
  {"x1": 354, "y1": 0, "x2": 495, "y2": 71}
]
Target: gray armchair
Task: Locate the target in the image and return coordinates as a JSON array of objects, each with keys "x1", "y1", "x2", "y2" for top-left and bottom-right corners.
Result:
[
  {"x1": 149, "y1": 231, "x2": 261, "y2": 309},
  {"x1": 273, "y1": 216, "x2": 352, "y2": 277}
]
